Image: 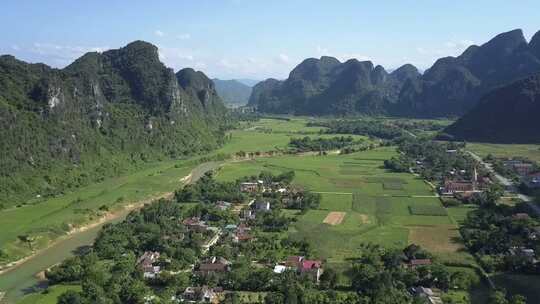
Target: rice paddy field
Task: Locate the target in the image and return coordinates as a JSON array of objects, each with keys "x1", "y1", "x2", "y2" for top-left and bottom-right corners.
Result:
[
  {"x1": 466, "y1": 142, "x2": 540, "y2": 162},
  {"x1": 215, "y1": 147, "x2": 474, "y2": 266},
  {"x1": 2, "y1": 117, "x2": 486, "y2": 303}
]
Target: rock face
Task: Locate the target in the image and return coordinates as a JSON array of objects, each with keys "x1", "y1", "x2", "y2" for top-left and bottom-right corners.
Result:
[
  {"x1": 0, "y1": 41, "x2": 227, "y2": 205},
  {"x1": 399, "y1": 29, "x2": 540, "y2": 116},
  {"x1": 442, "y1": 73, "x2": 540, "y2": 144},
  {"x1": 249, "y1": 29, "x2": 540, "y2": 117},
  {"x1": 212, "y1": 79, "x2": 252, "y2": 106},
  {"x1": 248, "y1": 57, "x2": 420, "y2": 115}
]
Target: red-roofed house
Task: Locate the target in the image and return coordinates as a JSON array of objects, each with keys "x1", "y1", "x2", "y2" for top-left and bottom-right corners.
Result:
[{"x1": 283, "y1": 256, "x2": 323, "y2": 282}]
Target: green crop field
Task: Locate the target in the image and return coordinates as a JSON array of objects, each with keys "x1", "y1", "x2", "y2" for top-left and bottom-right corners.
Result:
[
  {"x1": 215, "y1": 146, "x2": 472, "y2": 265},
  {"x1": 466, "y1": 142, "x2": 540, "y2": 162},
  {"x1": 0, "y1": 117, "x2": 482, "y2": 304}
]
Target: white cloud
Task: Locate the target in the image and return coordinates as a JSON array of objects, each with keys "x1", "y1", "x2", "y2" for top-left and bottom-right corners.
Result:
[
  {"x1": 177, "y1": 33, "x2": 191, "y2": 40},
  {"x1": 218, "y1": 58, "x2": 237, "y2": 69},
  {"x1": 178, "y1": 53, "x2": 194, "y2": 61},
  {"x1": 316, "y1": 45, "x2": 330, "y2": 56},
  {"x1": 155, "y1": 30, "x2": 165, "y2": 37},
  {"x1": 339, "y1": 53, "x2": 371, "y2": 62},
  {"x1": 276, "y1": 53, "x2": 290, "y2": 64}
]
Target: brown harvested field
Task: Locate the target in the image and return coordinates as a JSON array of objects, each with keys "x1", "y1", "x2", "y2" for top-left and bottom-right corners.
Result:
[
  {"x1": 323, "y1": 212, "x2": 346, "y2": 225},
  {"x1": 408, "y1": 225, "x2": 463, "y2": 253},
  {"x1": 358, "y1": 214, "x2": 370, "y2": 224}
]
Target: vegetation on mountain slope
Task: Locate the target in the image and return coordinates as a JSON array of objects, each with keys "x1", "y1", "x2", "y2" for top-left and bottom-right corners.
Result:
[
  {"x1": 0, "y1": 41, "x2": 228, "y2": 208},
  {"x1": 442, "y1": 73, "x2": 540, "y2": 144},
  {"x1": 249, "y1": 29, "x2": 540, "y2": 117}
]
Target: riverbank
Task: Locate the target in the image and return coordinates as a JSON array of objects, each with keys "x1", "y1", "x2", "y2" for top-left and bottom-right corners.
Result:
[{"x1": 0, "y1": 160, "x2": 223, "y2": 304}]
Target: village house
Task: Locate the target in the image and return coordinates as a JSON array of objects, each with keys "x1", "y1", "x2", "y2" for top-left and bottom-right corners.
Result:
[
  {"x1": 406, "y1": 258, "x2": 432, "y2": 269},
  {"x1": 509, "y1": 247, "x2": 538, "y2": 264},
  {"x1": 233, "y1": 230, "x2": 253, "y2": 243},
  {"x1": 529, "y1": 226, "x2": 540, "y2": 240},
  {"x1": 224, "y1": 224, "x2": 237, "y2": 231},
  {"x1": 512, "y1": 213, "x2": 530, "y2": 221},
  {"x1": 137, "y1": 251, "x2": 161, "y2": 278},
  {"x1": 197, "y1": 257, "x2": 231, "y2": 276},
  {"x1": 525, "y1": 172, "x2": 540, "y2": 189},
  {"x1": 240, "y1": 182, "x2": 259, "y2": 193},
  {"x1": 441, "y1": 167, "x2": 487, "y2": 196},
  {"x1": 255, "y1": 201, "x2": 271, "y2": 212},
  {"x1": 215, "y1": 200, "x2": 232, "y2": 211},
  {"x1": 441, "y1": 180, "x2": 475, "y2": 195},
  {"x1": 410, "y1": 287, "x2": 443, "y2": 304},
  {"x1": 182, "y1": 217, "x2": 208, "y2": 232},
  {"x1": 240, "y1": 208, "x2": 255, "y2": 220},
  {"x1": 513, "y1": 163, "x2": 535, "y2": 176},
  {"x1": 280, "y1": 256, "x2": 324, "y2": 282},
  {"x1": 503, "y1": 160, "x2": 535, "y2": 176},
  {"x1": 182, "y1": 286, "x2": 222, "y2": 303},
  {"x1": 230, "y1": 223, "x2": 252, "y2": 243}
]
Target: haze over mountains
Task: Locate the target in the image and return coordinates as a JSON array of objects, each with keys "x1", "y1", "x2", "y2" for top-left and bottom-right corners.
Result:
[
  {"x1": 0, "y1": 41, "x2": 227, "y2": 204},
  {"x1": 249, "y1": 29, "x2": 540, "y2": 118},
  {"x1": 213, "y1": 78, "x2": 252, "y2": 106}
]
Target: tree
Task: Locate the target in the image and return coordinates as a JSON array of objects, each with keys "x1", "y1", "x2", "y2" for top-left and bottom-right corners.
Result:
[
  {"x1": 510, "y1": 295, "x2": 527, "y2": 304},
  {"x1": 488, "y1": 290, "x2": 509, "y2": 304},
  {"x1": 58, "y1": 290, "x2": 83, "y2": 304},
  {"x1": 319, "y1": 268, "x2": 338, "y2": 289},
  {"x1": 17, "y1": 234, "x2": 33, "y2": 250}
]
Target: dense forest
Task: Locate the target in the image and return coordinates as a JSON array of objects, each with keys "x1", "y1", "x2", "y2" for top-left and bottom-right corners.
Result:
[{"x1": 0, "y1": 41, "x2": 229, "y2": 207}]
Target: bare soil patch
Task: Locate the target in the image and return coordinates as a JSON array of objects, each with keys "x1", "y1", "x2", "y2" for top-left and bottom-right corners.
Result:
[
  {"x1": 358, "y1": 213, "x2": 370, "y2": 224},
  {"x1": 408, "y1": 225, "x2": 463, "y2": 253},
  {"x1": 323, "y1": 212, "x2": 346, "y2": 225}
]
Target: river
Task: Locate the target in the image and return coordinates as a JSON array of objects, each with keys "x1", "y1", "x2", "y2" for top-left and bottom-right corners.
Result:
[
  {"x1": 0, "y1": 210, "x2": 126, "y2": 303},
  {"x1": 0, "y1": 161, "x2": 223, "y2": 304}
]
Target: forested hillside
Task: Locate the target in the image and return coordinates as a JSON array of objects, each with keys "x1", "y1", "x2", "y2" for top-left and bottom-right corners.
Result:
[
  {"x1": 442, "y1": 73, "x2": 540, "y2": 143},
  {"x1": 249, "y1": 29, "x2": 540, "y2": 117},
  {"x1": 0, "y1": 41, "x2": 228, "y2": 207}
]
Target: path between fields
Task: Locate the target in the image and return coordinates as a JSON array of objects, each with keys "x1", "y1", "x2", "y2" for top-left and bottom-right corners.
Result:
[{"x1": 313, "y1": 191, "x2": 438, "y2": 198}]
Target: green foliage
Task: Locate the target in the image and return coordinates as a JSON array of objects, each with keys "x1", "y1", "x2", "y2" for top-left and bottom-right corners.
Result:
[
  {"x1": 0, "y1": 41, "x2": 228, "y2": 208},
  {"x1": 288, "y1": 136, "x2": 359, "y2": 152},
  {"x1": 311, "y1": 119, "x2": 405, "y2": 140}
]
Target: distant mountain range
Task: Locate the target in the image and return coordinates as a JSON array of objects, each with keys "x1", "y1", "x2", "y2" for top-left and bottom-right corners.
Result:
[
  {"x1": 249, "y1": 29, "x2": 540, "y2": 117},
  {"x1": 235, "y1": 78, "x2": 260, "y2": 87},
  {"x1": 442, "y1": 73, "x2": 540, "y2": 144},
  {"x1": 212, "y1": 79, "x2": 252, "y2": 106},
  {"x1": 0, "y1": 41, "x2": 227, "y2": 205}
]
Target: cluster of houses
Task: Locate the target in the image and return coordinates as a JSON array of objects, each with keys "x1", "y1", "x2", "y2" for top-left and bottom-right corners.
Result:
[
  {"x1": 137, "y1": 251, "x2": 161, "y2": 279},
  {"x1": 132, "y1": 179, "x2": 322, "y2": 303},
  {"x1": 440, "y1": 167, "x2": 490, "y2": 200},
  {"x1": 273, "y1": 255, "x2": 324, "y2": 282},
  {"x1": 502, "y1": 159, "x2": 540, "y2": 190},
  {"x1": 240, "y1": 180, "x2": 288, "y2": 194}
]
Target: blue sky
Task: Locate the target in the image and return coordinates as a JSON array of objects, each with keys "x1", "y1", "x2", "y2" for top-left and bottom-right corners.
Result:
[{"x1": 1, "y1": 0, "x2": 539, "y2": 80}]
